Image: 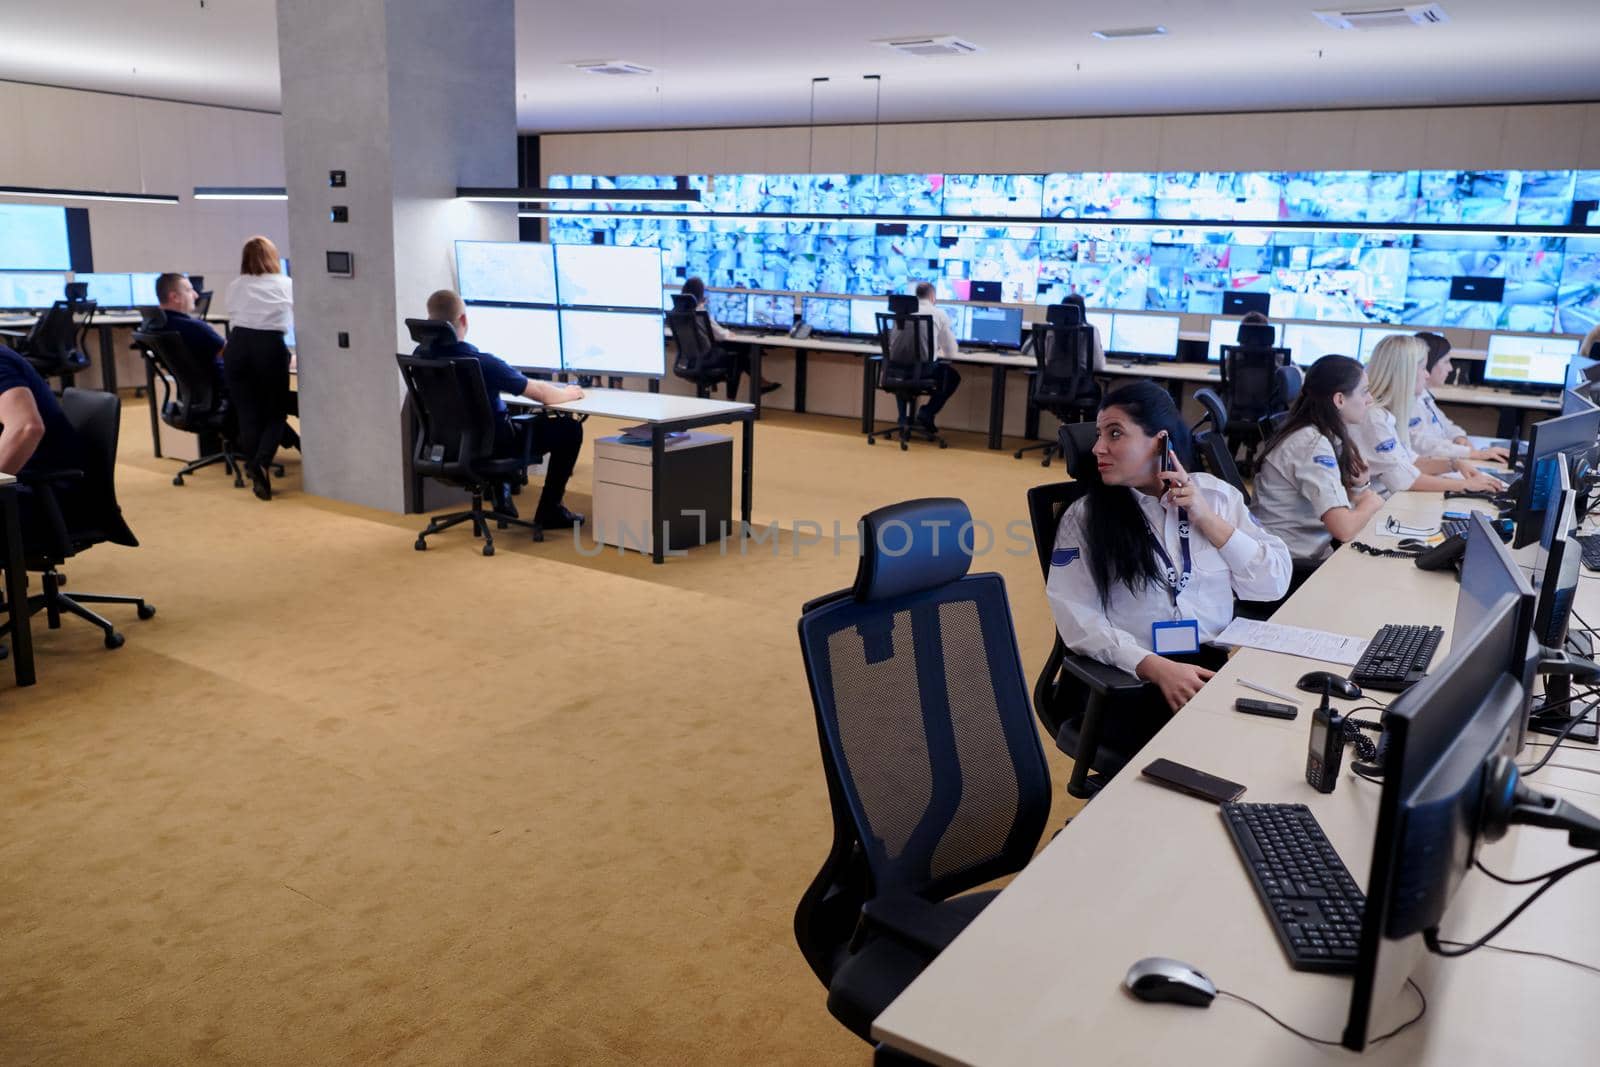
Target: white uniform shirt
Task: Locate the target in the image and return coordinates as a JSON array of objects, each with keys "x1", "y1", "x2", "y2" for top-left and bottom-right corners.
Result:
[
  {"x1": 704, "y1": 309, "x2": 732, "y2": 343},
  {"x1": 1410, "y1": 391, "x2": 1470, "y2": 458},
  {"x1": 1350, "y1": 405, "x2": 1422, "y2": 495},
  {"x1": 917, "y1": 299, "x2": 959, "y2": 361},
  {"x1": 1252, "y1": 426, "x2": 1352, "y2": 561},
  {"x1": 224, "y1": 273, "x2": 294, "y2": 332},
  {"x1": 1046, "y1": 473, "x2": 1292, "y2": 675}
]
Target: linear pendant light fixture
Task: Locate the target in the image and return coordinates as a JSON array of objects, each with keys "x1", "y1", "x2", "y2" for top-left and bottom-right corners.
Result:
[
  {"x1": 456, "y1": 186, "x2": 701, "y2": 205},
  {"x1": 193, "y1": 186, "x2": 288, "y2": 200},
  {"x1": 0, "y1": 184, "x2": 178, "y2": 205}
]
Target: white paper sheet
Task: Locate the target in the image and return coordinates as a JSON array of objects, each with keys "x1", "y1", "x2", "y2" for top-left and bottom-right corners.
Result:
[{"x1": 1215, "y1": 618, "x2": 1369, "y2": 666}]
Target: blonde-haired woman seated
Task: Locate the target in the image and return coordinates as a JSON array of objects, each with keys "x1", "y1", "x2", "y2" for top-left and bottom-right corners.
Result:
[{"x1": 1350, "y1": 335, "x2": 1504, "y2": 496}]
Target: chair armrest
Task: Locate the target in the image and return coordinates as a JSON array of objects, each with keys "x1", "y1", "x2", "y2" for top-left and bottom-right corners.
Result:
[
  {"x1": 859, "y1": 894, "x2": 971, "y2": 958},
  {"x1": 1060, "y1": 653, "x2": 1145, "y2": 695},
  {"x1": 17, "y1": 467, "x2": 85, "y2": 487}
]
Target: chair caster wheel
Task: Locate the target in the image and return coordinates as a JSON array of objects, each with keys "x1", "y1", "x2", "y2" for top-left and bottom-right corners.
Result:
[
  {"x1": 172, "y1": 476, "x2": 184, "y2": 486},
  {"x1": 496, "y1": 520, "x2": 507, "y2": 530},
  {"x1": 1041, "y1": 457, "x2": 1051, "y2": 467},
  {"x1": 532, "y1": 528, "x2": 544, "y2": 543},
  {"x1": 900, "y1": 441, "x2": 908, "y2": 452},
  {"x1": 137, "y1": 604, "x2": 156, "y2": 620},
  {"x1": 1012, "y1": 450, "x2": 1024, "y2": 459},
  {"x1": 867, "y1": 437, "x2": 876, "y2": 445},
  {"x1": 273, "y1": 465, "x2": 285, "y2": 477},
  {"x1": 104, "y1": 632, "x2": 125, "y2": 650},
  {"x1": 938, "y1": 439, "x2": 949, "y2": 449},
  {"x1": 482, "y1": 543, "x2": 495, "y2": 557},
  {"x1": 414, "y1": 538, "x2": 427, "y2": 551}
]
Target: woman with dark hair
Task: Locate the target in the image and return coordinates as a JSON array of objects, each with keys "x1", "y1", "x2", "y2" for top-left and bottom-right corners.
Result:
[
  {"x1": 1047, "y1": 381, "x2": 1291, "y2": 714},
  {"x1": 1252, "y1": 354, "x2": 1385, "y2": 562},
  {"x1": 1411, "y1": 331, "x2": 1508, "y2": 462},
  {"x1": 679, "y1": 277, "x2": 779, "y2": 399}
]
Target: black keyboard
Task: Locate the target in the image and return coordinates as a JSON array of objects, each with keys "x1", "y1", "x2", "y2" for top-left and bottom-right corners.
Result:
[
  {"x1": 1221, "y1": 803, "x2": 1366, "y2": 974},
  {"x1": 1349, "y1": 623, "x2": 1443, "y2": 693},
  {"x1": 1578, "y1": 532, "x2": 1600, "y2": 572}
]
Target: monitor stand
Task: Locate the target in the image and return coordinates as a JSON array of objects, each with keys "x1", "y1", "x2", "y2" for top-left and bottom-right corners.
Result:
[{"x1": 1529, "y1": 631, "x2": 1600, "y2": 745}]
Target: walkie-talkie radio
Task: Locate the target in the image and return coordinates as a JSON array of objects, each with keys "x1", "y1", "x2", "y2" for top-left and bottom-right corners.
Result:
[{"x1": 1306, "y1": 698, "x2": 1345, "y2": 793}]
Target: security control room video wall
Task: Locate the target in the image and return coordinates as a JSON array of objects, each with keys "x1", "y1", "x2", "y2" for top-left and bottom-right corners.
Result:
[{"x1": 543, "y1": 170, "x2": 1600, "y2": 337}]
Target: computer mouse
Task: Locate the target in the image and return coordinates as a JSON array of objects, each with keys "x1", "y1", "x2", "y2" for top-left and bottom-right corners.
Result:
[
  {"x1": 1297, "y1": 670, "x2": 1362, "y2": 701},
  {"x1": 1123, "y1": 957, "x2": 1216, "y2": 1007}
]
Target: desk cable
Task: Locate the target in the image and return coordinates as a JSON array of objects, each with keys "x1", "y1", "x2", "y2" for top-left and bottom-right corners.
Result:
[
  {"x1": 1518, "y1": 688, "x2": 1600, "y2": 777},
  {"x1": 1215, "y1": 979, "x2": 1426, "y2": 1046},
  {"x1": 1424, "y1": 854, "x2": 1600, "y2": 960},
  {"x1": 1429, "y1": 939, "x2": 1600, "y2": 978}
]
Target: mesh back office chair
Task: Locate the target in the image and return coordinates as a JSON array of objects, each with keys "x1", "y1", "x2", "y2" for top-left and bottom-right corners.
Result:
[
  {"x1": 0, "y1": 388, "x2": 155, "y2": 652},
  {"x1": 1219, "y1": 322, "x2": 1290, "y2": 474},
  {"x1": 794, "y1": 498, "x2": 1051, "y2": 1044},
  {"x1": 397, "y1": 318, "x2": 546, "y2": 556},
  {"x1": 131, "y1": 309, "x2": 259, "y2": 488},
  {"x1": 667, "y1": 304, "x2": 733, "y2": 398},
  {"x1": 1015, "y1": 304, "x2": 1100, "y2": 465},
  {"x1": 1190, "y1": 387, "x2": 1251, "y2": 504},
  {"x1": 194, "y1": 290, "x2": 214, "y2": 318},
  {"x1": 868, "y1": 310, "x2": 948, "y2": 450},
  {"x1": 16, "y1": 298, "x2": 96, "y2": 387}
]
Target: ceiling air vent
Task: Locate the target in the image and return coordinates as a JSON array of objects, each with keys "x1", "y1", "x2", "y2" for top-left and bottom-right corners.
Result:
[
  {"x1": 570, "y1": 60, "x2": 654, "y2": 76},
  {"x1": 1313, "y1": 5, "x2": 1449, "y2": 30},
  {"x1": 877, "y1": 36, "x2": 981, "y2": 57},
  {"x1": 1090, "y1": 26, "x2": 1169, "y2": 40}
]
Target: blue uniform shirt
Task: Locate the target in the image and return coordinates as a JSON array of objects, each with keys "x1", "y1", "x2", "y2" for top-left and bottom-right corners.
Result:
[
  {"x1": 162, "y1": 309, "x2": 226, "y2": 370},
  {"x1": 437, "y1": 340, "x2": 529, "y2": 415},
  {"x1": 0, "y1": 345, "x2": 84, "y2": 476}
]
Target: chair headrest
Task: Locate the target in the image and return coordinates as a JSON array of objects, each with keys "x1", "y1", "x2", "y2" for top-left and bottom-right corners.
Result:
[
  {"x1": 64, "y1": 282, "x2": 88, "y2": 301},
  {"x1": 406, "y1": 317, "x2": 457, "y2": 351},
  {"x1": 138, "y1": 308, "x2": 169, "y2": 331},
  {"x1": 887, "y1": 294, "x2": 919, "y2": 316},
  {"x1": 671, "y1": 293, "x2": 698, "y2": 313},
  {"x1": 1237, "y1": 322, "x2": 1276, "y2": 348},
  {"x1": 1047, "y1": 303, "x2": 1084, "y2": 327},
  {"x1": 852, "y1": 498, "x2": 973, "y2": 602},
  {"x1": 1060, "y1": 422, "x2": 1099, "y2": 481}
]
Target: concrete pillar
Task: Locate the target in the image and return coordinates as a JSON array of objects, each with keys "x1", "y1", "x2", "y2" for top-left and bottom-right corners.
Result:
[{"x1": 276, "y1": 0, "x2": 517, "y2": 512}]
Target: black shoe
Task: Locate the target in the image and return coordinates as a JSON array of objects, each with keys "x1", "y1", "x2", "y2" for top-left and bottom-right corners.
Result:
[
  {"x1": 246, "y1": 462, "x2": 271, "y2": 501},
  {"x1": 760, "y1": 379, "x2": 782, "y2": 395},
  {"x1": 915, "y1": 413, "x2": 938, "y2": 434},
  {"x1": 494, "y1": 486, "x2": 519, "y2": 518},
  {"x1": 534, "y1": 506, "x2": 584, "y2": 531}
]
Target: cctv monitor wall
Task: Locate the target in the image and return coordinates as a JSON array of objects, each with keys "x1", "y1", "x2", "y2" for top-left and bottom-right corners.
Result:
[{"x1": 801, "y1": 296, "x2": 851, "y2": 335}]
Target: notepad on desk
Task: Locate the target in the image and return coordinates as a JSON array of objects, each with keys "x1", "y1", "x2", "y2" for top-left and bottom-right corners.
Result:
[{"x1": 1215, "y1": 618, "x2": 1368, "y2": 667}]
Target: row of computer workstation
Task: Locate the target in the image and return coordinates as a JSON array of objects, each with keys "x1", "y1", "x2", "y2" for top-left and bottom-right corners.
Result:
[{"x1": 834, "y1": 363, "x2": 1600, "y2": 1063}]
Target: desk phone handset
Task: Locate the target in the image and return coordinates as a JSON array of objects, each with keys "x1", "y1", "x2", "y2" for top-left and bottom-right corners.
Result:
[{"x1": 1413, "y1": 532, "x2": 1467, "y2": 572}]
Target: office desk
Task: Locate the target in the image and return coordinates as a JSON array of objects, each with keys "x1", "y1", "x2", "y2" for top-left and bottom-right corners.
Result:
[
  {"x1": 873, "y1": 493, "x2": 1600, "y2": 1065},
  {"x1": 0, "y1": 311, "x2": 230, "y2": 395},
  {"x1": 1434, "y1": 383, "x2": 1561, "y2": 438},
  {"x1": 0, "y1": 472, "x2": 35, "y2": 687},
  {"x1": 505, "y1": 388, "x2": 755, "y2": 564}
]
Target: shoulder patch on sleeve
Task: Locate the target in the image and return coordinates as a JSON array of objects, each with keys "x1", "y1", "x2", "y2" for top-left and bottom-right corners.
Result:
[
  {"x1": 1409, "y1": 416, "x2": 1422, "y2": 427},
  {"x1": 1376, "y1": 437, "x2": 1398, "y2": 453},
  {"x1": 1313, "y1": 454, "x2": 1338, "y2": 469},
  {"x1": 1051, "y1": 547, "x2": 1080, "y2": 567}
]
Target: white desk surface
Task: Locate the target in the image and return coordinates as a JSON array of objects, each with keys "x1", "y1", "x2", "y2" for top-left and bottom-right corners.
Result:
[
  {"x1": 1434, "y1": 382, "x2": 1562, "y2": 412},
  {"x1": 504, "y1": 387, "x2": 754, "y2": 423},
  {"x1": 873, "y1": 492, "x2": 1600, "y2": 1066}
]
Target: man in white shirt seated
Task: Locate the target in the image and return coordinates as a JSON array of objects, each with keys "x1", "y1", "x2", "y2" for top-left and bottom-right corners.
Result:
[{"x1": 912, "y1": 282, "x2": 962, "y2": 432}]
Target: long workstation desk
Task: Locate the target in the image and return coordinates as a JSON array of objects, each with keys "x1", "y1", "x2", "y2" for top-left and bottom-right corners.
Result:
[
  {"x1": 0, "y1": 309, "x2": 231, "y2": 394},
  {"x1": 872, "y1": 490, "x2": 1600, "y2": 1065}
]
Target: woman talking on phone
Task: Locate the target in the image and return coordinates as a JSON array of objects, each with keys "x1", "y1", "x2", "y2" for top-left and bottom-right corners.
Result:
[{"x1": 1047, "y1": 382, "x2": 1292, "y2": 734}]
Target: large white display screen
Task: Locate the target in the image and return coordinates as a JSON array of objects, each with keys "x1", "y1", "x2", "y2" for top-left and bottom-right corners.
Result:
[
  {"x1": 455, "y1": 241, "x2": 557, "y2": 305},
  {"x1": 1484, "y1": 334, "x2": 1580, "y2": 386},
  {"x1": 464, "y1": 305, "x2": 561, "y2": 371},
  {"x1": 0, "y1": 272, "x2": 68, "y2": 309},
  {"x1": 554, "y1": 244, "x2": 662, "y2": 309},
  {"x1": 849, "y1": 299, "x2": 888, "y2": 337},
  {"x1": 1109, "y1": 313, "x2": 1180, "y2": 359},
  {"x1": 1357, "y1": 327, "x2": 1412, "y2": 363},
  {"x1": 0, "y1": 205, "x2": 71, "y2": 271},
  {"x1": 559, "y1": 310, "x2": 665, "y2": 376},
  {"x1": 1207, "y1": 318, "x2": 1285, "y2": 362},
  {"x1": 78, "y1": 272, "x2": 134, "y2": 308},
  {"x1": 1282, "y1": 323, "x2": 1363, "y2": 366},
  {"x1": 130, "y1": 272, "x2": 161, "y2": 307}
]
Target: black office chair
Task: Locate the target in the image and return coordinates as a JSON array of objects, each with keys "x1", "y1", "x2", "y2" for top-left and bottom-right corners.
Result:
[
  {"x1": 131, "y1": 309, "x2": 260, "y2": 488},
  {"x1": 1190, "y1": 387, "x2": 1250, "y2": 504},
  {"x1": 0, "y1": 388, "x2": 154, "y2": 651},
  {"x1": 14, "y1": 298, "x2": 96, "y2": 387},
  {"x1": 194, "y1": 290, "x2": 214, "y2": 318},
  {"x1": 397, "y1": 318, "x2": 545, "y2": 556},
  {"x1": 868, "y1": 311, "x2": 948, "y2": 449},
  {"x1": 1219, "y1": 324, "x2": 1290, "y2": 475},
  {"x1": 794, "y1": 497, "x2": 1051, "y2": 1044},
  {"x1": 667, "y1": 307, "x2": 733, "y2": 398},
  {"x1": 1014, "y1": 311, "x2": 1100, "y2": 465}
]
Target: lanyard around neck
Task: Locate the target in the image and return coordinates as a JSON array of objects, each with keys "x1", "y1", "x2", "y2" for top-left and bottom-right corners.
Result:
[{"x1": 1143, "y1": 506, "x2": 1193, "y2": 608}]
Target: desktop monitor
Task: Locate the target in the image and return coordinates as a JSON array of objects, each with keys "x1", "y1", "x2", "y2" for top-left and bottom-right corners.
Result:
[
  {"x1": 1221, "y1": 291, "x2": 1270, "y2": 317},
  {"x1": 707, "y1": 291, "x2": 749, "y2": 328},
  {"x1": 75, "y1": 272, "x2": 134, "y2": 309},
  {"x1": 1344, "y1": 570, "x2": 1535, "y2": 1050},
  {"x1": 1561, "y1": 387, "x2": 1598, "y2": 417},
  {"x1": 1357, "y1": 328, "x2": 1410, "y2": 364},
  {"x1": 0, "y1": 272, "x2": 69, "y2": 310},
  {"x1": 1206, "y1": 318, "x2": 1284, "y2": 363},
  {"x1": 1511, "y1": 404, "x2": 1600, "y2": 548},
  {"x1": 1108, "y1": 313, "x2": 1180, "y2": 361},
  {"x1": 188, "y1": 274, "x2": 204, "y2": 292},
  {"x1": 1281, "y1": 323, "x2": 1362, "y2": 367},
  {"x1": 748, "y1": 294, "x2": 795, "y2": 330},
  {"x1": 1483, "y1": 334, "x2": 1580, "y2": 388},
  {"x1": 964, "y1": 306, "x2": 1024, "y2": 348},
  {"x1": 849, "y1": 299, "x2": 888, "y2": 338},
  {"x1": 558, "y1": 309, "x2": 666, "y2": 377},
  {"x1": 455, "y1": 241, "x2": 557, "y2": 305},
  {"x1": 553, "y1": 244, "x2": 662, "y2": 309},
  {"x1": 461, "y1": 305, "x2": 561, "y2": 372},
  {"x1": 801, "y1": 297, "x2": 851, "y2": 335},
  {"x1": 1085, "y1": 310, "x2": 1113, "y2": 342},
  {"x1": 130, "y1": 272, "x2": 161, "y2": 307},
  {"x1": 1529, "y1": 460, "x2": 1578, "y2": 652},
  {"x1": 0, "y1": 204, "x2": 72, "y2": 271},
  {"x1": 968, "y1": 280, "x2": 1001, "y2": 302}
]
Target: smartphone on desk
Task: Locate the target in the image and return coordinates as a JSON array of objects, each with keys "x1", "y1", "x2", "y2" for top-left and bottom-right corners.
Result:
[{"x1": 1142, "y1": 758, "x2": 1247, "y2": 804}]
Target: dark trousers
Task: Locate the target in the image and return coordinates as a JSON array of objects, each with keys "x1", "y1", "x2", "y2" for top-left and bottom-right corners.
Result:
[
  {"x1": 496, "y1": 413, "x2": 583, "y2": 518},
  {"x1": 222, "y1": 327, "x2": 293, "y2": 469},
  {"x1": 1062, "y1": 645, "x2": 1230, "y2": 768},
  {"x1": 896, "y1": 363, "x2": 962, "y2": 423},
  {"x1": 724, "y1": 343, "x2": 753, "y2": 398}
]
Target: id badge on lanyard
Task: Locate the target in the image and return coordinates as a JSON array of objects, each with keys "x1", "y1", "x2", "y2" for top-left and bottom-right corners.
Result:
[{"x1": 1148, "y1": 509, "x2": 1200, "y2": 655}]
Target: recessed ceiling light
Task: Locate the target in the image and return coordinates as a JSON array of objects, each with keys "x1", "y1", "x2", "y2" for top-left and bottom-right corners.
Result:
[
  {"x1": 570, "y1": 60, "x2": 654, "y2": 76},
  {"x1": 1091, "y1": 26, "x2": 1168, "y2": 40},
  {"x1": 1314, "y1": 5, "x2": 1448, "y2": 31},
  {"x1": 876, "y1": 36, "x2": 981, "y2": 57}
]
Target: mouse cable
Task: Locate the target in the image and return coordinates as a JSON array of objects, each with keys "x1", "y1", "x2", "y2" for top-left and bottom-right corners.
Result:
[
  {"x1": 1518, "y1": 694, "x2": 1600, "y2": 777},
  {"x1": 1215, "y1": 978, "x2": 1425, "y2": 1047},
  {"x1": 1474, "y1": 853, "x2": 1600, "y2": 887},
  {"x1": 1425, "y1": 855, "x2": 1600, "y2": 958},
  {"x1": 1430, "y1": 939, "x2": 1600, "y2": 978}
]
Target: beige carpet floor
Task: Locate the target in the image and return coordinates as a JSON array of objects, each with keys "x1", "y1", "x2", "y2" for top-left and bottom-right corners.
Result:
[{"x1": 0, "y1": 403, "x2": 1082, "y2": 1065}]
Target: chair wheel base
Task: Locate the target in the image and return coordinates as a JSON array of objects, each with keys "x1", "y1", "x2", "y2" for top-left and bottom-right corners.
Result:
[
  {"x1": 136, "y1": 604, "x2": 156, "y2": 620},
  {"x1": 172, "y1": 476, "x2": 184, "y2": 486},
  {"x1": 867, "y1": 436, "x2": 877, "y2": 445},
  {"x1": 414, "y1": 538, "x2": 427, "y2": 551},
  {"x1": 938, "y1": 439, "x2": 949, "y2": 449},
  {"x1": 1012, "y1": 449, "x2": 1025, "y2": 459},
  {"x1": 532, "y1": 528, "x2": 544, "y2": 543},
  {"x1": 104, "y1": 632, "x2": 125, "y2": 650},
  {"x1": 482, "y1": 543, "x2": 495, "y2": 557},
  {"x1": 900, "y1": 440, "x2": 908, "y2": 451}
]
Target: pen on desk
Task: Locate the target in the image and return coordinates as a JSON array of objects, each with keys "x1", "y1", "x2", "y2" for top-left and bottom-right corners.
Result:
[{"x1": 1236, "y1": 678, "x2": 1301, "y2": 704}]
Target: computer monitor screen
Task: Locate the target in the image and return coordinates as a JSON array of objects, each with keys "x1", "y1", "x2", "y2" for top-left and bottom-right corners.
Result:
[
  {"x1": 748, "y1": 294, "x2": 794, "y2": 329},
  {"x1": 1453, "y1": 510, "x2": 1539, "y2": 672},
  {"x1": 0, "y1": 204, "x2": 71, "y2": 271},
  {"x1": 802, "y1": 297, "x2": 851, "y2": 335},
  {"x1": 455, "y1": 241, "x2": 557, "y2": 305},
  {"x1": 1561, "y1": 387, "x2": 1597, "y2": 416},
  {"x1": 1109, "y1": 313, "x2": 1180, "y2": 360},
  {"x1": 1530, "y1": 461, "x2": 1578, "y2": 649},
  {"x1": 965, "y1": 306, "x2": 1024, "y2": 348},
  {"x1": 1221, "y1": 290, "x2": 1271, "y2": 317},
  {"x1": 849, "y1": 299, "x2": 888, "y2": 337},
  {"x1": 1281, "y1": 323, "x2": 1362, "y2": 367},
  {"x1": 1357, "y1": 328, "x2": 1411, "y2": 364},
  {"x1": 76, "y1": 272, "x2": 134, "y2": 309},
  {"x1": 1512, "y1": 406, "x2": 1600, "y2": 548},
  {"x1": 1483, "y1": 334, "x2": 1580, "y2": 387},
  {"x1": 130, "y1": 272, "x2": 161, "y2": 307},
  {"x1": 0, "y1": 272, "x2": 68, "y2": 309},
  {"x1": 558, "y1": 310, "x2": 665, "y2": 377},
  {"x1": 554, "y1": 244, "x2": 662, "y2": 309},
  {"x1": 707, "y1": 291, "x2": 748, "y2": 328},
  {"x1": 1206, "y1": 318, "x2": 1284, "y2": 363},
  {"x1": 462, "y1": 305, "x2": 561, "y2": 372},
  {"x1": 939, "y1": 304, "x2": 970, "y2": 340},
  {"x1": 1085, "y1": 310, "x2": 1113, "y2": 342}
]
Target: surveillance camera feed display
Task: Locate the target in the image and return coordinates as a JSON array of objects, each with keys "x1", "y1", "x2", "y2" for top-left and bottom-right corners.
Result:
[
  {"x1": 747, "y1": 294, "x2": 794, "y2": 330},
  {"x1": 0, "y1": 272, "x2": 67, "y2": 309},
  {"x1": 456, "y1": 241, "x2": 557, "y2": 305},
  {"x1": 801, "y1": 297, "x2": 851, "y2": 335},
  {"x1": 1483, "y1": 334, "x2": 1580, "y2": 387},
  {"x1": 1282, "y1": 323, "x2": 1362, "y2": 366},
  {"x1": 1109, "y1": 313, "x2": 1180, "y2": 360},
  {"x1": 0, "y1": 204, "x2": 72, "y2": 271},
  {"x1": 548, "y1": 167, "x2": 1600, "y2": 338},
  {"x1": 554, "y1": 244, "x2": 662, "y2": 309},
  {"x1": 466, "y1": 305, "x2": 561, "y2": 372},
  {"x1": 558, "y1": 310, "x2": 666, "y2": 377},
  {"x1": 707, "y1": 291, "x2": 748, "y2": 328},
  {"x1": 77, "y1": 272, "x2": 134, "y2": 309}
]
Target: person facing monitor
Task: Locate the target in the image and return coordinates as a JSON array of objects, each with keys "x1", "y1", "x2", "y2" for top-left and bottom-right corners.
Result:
[
  {"x1": 911, "y1": 282, "x2": 962, "y2": 434},
  {"x1": 1410, "y1": 332, "x2": 1508, "y2": 463},
  {"x1": 155, "y1": 273, "x2": 227, "y2": 381},
  {"x1": 680, "y1": 277, "x2": 778, "y2": 398},
  {"x1": 423, "y1": 288, "x2": 586, "y2": 530}
]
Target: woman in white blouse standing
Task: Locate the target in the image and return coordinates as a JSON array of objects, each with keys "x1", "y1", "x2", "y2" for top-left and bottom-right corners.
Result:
[{"x1": 223, "y1": 236, "x2": 295, "y2": 500}]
